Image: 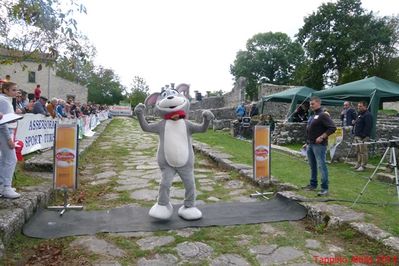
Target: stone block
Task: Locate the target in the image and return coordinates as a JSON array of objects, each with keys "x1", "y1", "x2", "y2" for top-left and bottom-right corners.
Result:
[{"x1": 0, "y1": 208, "x2": 25, "y2": 244}]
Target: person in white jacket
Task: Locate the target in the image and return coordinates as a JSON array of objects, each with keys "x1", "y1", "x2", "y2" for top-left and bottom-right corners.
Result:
[{"x1": 0, "y1": 81, "x2": 20, "y2": 199}]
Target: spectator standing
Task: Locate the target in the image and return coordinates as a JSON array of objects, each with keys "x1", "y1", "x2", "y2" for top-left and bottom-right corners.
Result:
[
  {"x1": 340, "y1": 101, "x2": 357, "y2": 127},
  {"x1": 235, "y1": 103, "x2": 245, "y2": 121},
  {"x1": 80, "y1": 103, "x2": 90, "y2": 116},
  {"x1": 257, "y1": 114, "x2": 276, "y2": 132},
  {"x1": 353, "y1": 101, "x2": 373, "y2": 171},
  {"x1": 34, "y1": 84, "x2": 41, "y2": 101},
  {"x1": 15, "y1": 91, "x2": 26, "y2": 114},
  {"x1": 25, "y1": 99, "x2": 35, "y2": 113},
  {"x1": 0, "y1": 81, "x2": 21, "y2": 199},
  {"x1": 46, "y1": 98, "x2": 58, "y2": 118},
  {"x1": 250, "y1": 102, "x2": 259, "y2": 117},
  {"x1": 20, "y1": 90, "x2": 29, "y2": 108},
  {"x1": 302, "y1": 96, "x2": 336, "y2": 196},
  {"x1": 292, "y1": 102, "x2": 309, "y2": 122},
  {"x1": 32, "y1": 96, "x2": 49, "y2": 116},
  {"x1": 56, "y1": 100, "x2": 67, "y2": 118}
]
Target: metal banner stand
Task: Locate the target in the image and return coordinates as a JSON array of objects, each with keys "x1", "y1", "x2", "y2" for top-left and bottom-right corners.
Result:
[
  {"x1": 47, "y1": 188, "x2": 83, "y2": 216},
  {"x1": 251, "y1": 126, "x2": 273, "y2": 199},
  {"x1": 250, "y1": 191, "x2": 274, "y2": 199},
  {"x1": 352, "y1": 140, "x2": 399, "y2": 207},
  {"x1": 47, "y1": 123, "x2": 83, "y2": 216}
]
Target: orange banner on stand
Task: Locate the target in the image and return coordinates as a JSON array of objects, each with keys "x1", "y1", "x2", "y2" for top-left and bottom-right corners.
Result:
[
  {"x1": 53, "y1": 124, "x2": 78, "y2": 190},
  {"x1": 253, "y1": 126, "x2": 271, "y2": 181}
]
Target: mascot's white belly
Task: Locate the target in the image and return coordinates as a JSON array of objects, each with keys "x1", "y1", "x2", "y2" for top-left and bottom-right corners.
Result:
[{"x1": 164, "y1": 120, "x2": 189, "y2": 167}]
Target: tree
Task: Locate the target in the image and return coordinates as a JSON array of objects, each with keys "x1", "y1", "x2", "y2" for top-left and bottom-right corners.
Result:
[
  {"x1": 129, "y1": 76, "x2": 149, "y2": 108},
  {"x1": 55, "y1": 36, "x2": 97, "y2": 85},
  {"x1": 87, "y1": 67, "x2": 125, "y2": 105},
  {"x1": 0, "y1": 0, "x2": 88, "y2": 64},
  {"x1": 230, "y1": 32, "x2": 304, "y2": 99},
  {"x1": 296, "y1": 0, "x2": 399, "y2": 88}
]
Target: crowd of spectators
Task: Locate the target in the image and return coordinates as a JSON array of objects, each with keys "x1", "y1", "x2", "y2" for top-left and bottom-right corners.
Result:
[{"x1": 13, "y1": 87, "x2": 108, "y2": 119}]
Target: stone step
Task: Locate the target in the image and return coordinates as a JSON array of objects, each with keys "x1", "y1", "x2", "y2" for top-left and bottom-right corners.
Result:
[{"x1": 376, "y1": 173, "x2": 397, "y2": 184}]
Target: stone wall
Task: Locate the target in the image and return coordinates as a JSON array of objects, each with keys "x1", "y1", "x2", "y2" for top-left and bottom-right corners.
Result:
[
  {"x1": 272, "y1": 122, "x2": 307, "y2": 145},
  {"x1": 190, "y1": 107, "x2": 236, "y2": 122},
  {"x1": 190, "y1": 77, "x2": 246, "y2": 111},
  {"x1": 0, "y1": 61, "x2": 88, "y2": 102},
  {"x1": 222, "y1": 77, "x2": 246, "y2": 108},
  {"x1": 258, "y1": 83, "x2": 294, "y2": 98},
  {"x1": 190, "y1": 96, "x2": 224, "y2": 110},
  {"x1": 261, "y1": 101, "x2": 291, "y2": 119}
]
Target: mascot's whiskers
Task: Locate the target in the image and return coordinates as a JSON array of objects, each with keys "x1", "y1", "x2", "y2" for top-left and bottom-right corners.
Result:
[{"x1": 134, "y1": 84, "x2": 214, "y2": 220}]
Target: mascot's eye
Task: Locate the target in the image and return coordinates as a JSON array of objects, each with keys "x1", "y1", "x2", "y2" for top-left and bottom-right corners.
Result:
[
  {"x1": 171, "y1": 90, "x2": 178, "y2": 95},
  {"x1": 161, "y1": 92, "x2": 167, "y2": 97}
]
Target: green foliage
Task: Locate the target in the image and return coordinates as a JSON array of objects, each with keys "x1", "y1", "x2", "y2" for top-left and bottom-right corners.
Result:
[
  {"x1": 206, "y1": 90, "x2": 224, "y2": 97},
  {"x1": 296, "y1": 0, "x2": 399, "y2": 88},
  {"x1": 230, "y1": 32, "x2": 305, "y2": 99},
  {"x1": 128, "y1": 76, "x2": 149, "y2": 108},
  {"x1": 0, "y1": 0, "x2": 89, "y2": 64},
  {"x1": 87, "y1": 66, "x2": 125, "y2": 105},
  {"x1": 55, "y1": 55, "x2": 96, "y2": 85}
]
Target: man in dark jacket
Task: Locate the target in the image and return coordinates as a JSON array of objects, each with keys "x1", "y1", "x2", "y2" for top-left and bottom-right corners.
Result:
[
  {"x1": 302, "y1": 96, "x2": 337, "y2": 196},
  {"x1": 32, "y1": 96, "x2": 49, "y2": 116},
  {"x1": 353, "y1": 101, "x2": 373, "y2": 171},
  {"x1": 340, "y1": 101, "x2": 357, "y2": 127}
]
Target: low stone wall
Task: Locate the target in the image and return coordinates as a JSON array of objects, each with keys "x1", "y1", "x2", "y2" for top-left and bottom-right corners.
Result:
[
  {"x1": 190, "y1": 107, "x2": 236, "y2": 123},
  {"x1": 190, "y1": 96, "x2": 224, "y2": 110},
  {"x1": 272, "y1": 122, "x2": 307, "y2": 145}
]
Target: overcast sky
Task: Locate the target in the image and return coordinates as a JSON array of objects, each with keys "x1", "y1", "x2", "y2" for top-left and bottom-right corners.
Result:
[{"x1": 77, "y1": 0, "x2": 398, "y2": 95}]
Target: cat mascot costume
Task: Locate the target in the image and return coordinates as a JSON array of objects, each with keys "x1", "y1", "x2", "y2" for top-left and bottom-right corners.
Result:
[{"x1": 134, "y1": 84, "x2": 214, "y2": 220}]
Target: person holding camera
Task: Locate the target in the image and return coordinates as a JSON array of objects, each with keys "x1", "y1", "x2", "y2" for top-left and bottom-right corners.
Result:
[{"x1": 353, "y1": 101, "x2": 373, "y2": 171}]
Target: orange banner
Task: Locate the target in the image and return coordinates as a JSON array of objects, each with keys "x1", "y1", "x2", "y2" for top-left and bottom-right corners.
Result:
[
  {"x1": 53, "y1": 124, "x2": 78, "y2": 189},
  {"x1": 253, "y1": 126, "x2": 271, "y2": 181}
]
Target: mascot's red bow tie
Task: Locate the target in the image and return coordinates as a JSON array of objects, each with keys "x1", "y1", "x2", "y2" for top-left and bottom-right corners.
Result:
[{"x1": 164, "y1": 110, "x2": 186, "y2": 120}]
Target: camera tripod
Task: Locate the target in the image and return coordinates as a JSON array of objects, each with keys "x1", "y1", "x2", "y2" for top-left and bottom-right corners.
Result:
[{"x1": 352, "y1": 141, "x2": 399, "y2": 206}]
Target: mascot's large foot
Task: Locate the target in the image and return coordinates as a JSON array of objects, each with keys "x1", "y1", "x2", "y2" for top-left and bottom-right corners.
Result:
[
  {"x1": 178, "y1": 206, "x2": 202, "y2": 220},
  {"x1": 149, "y1": 203, "x2": 173, "y2": 220}
]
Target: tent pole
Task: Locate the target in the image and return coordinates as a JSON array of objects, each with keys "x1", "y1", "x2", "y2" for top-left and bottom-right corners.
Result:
[
  {"x1": 369, "y1": 92, "x2": 379, "y2": 140},
  {"x1": 287, "y1": 97, "x2": 297, "y2": 122}
]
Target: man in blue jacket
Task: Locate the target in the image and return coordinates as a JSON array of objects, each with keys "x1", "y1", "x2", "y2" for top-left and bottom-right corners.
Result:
[{"x1": 353, "y1": 101, "x2": 373, "y2": 171}]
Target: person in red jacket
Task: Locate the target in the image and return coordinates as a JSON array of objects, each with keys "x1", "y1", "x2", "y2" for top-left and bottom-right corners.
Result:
[{"x1": 34, "y1": 84, "x2": 41, "y2": 101}]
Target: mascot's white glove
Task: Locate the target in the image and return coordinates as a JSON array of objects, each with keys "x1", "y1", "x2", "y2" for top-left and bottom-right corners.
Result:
[
  {"x1": 202, "y1": 110, "x2": 215, "y2": 121},
  {"x1": 134, "y1": 103, "x2": 146, "y2": 115}
]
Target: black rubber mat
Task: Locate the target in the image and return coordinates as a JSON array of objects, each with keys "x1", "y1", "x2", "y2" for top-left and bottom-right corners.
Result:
[{"x1": 23, "y1": 194, "x2": 307, "y2": 239}]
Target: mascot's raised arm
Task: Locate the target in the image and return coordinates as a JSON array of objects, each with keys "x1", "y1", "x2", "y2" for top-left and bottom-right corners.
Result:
[{"x1": 134, "y1": 84, "x2": 214, "y2": 220}]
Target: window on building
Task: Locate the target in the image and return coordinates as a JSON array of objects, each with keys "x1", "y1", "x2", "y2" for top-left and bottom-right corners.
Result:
[{"x1": 28, "y1": 71, "x2": 36, "y2": 83}]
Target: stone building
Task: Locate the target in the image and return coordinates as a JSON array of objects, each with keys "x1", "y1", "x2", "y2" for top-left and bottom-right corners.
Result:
[{"x1": 0, "y1": 48, "x2": 88, "y2": 103}]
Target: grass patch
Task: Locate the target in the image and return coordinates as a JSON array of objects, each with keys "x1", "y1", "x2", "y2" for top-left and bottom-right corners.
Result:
[
  {"x1": 281, "y1": 143, "x2": 303, "y2": 151},
  {"x1": 13, "y1": 162, "x2": 48, "y2": 188},
  {"x1": 3, "y1": 233, "x2": 96, "y2": 265},
  {"x1": 193, "y1": 130, "x2": 399, "y2": 236}
]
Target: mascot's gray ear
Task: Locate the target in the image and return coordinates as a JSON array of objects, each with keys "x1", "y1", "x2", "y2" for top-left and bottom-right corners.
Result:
[
  {"x1": 176, "y1": 83, "x2": 190, "y2": 98},
  {"x1": 144, "y1": 93, "x2": 160, "y2": 106}
]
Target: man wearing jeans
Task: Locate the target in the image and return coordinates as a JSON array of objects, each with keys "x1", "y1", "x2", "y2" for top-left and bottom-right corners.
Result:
[
  {"x1": 353, "y1": 101, "x2": 373, "y2": 171},
  {"x1": 303, "y1": 96, "x2": 336, "y2": 196}
]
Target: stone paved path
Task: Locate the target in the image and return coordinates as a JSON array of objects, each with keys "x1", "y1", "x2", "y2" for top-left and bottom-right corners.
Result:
[{"x1": 10, "y1": 117, "x2": 395, "y2": 265}]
